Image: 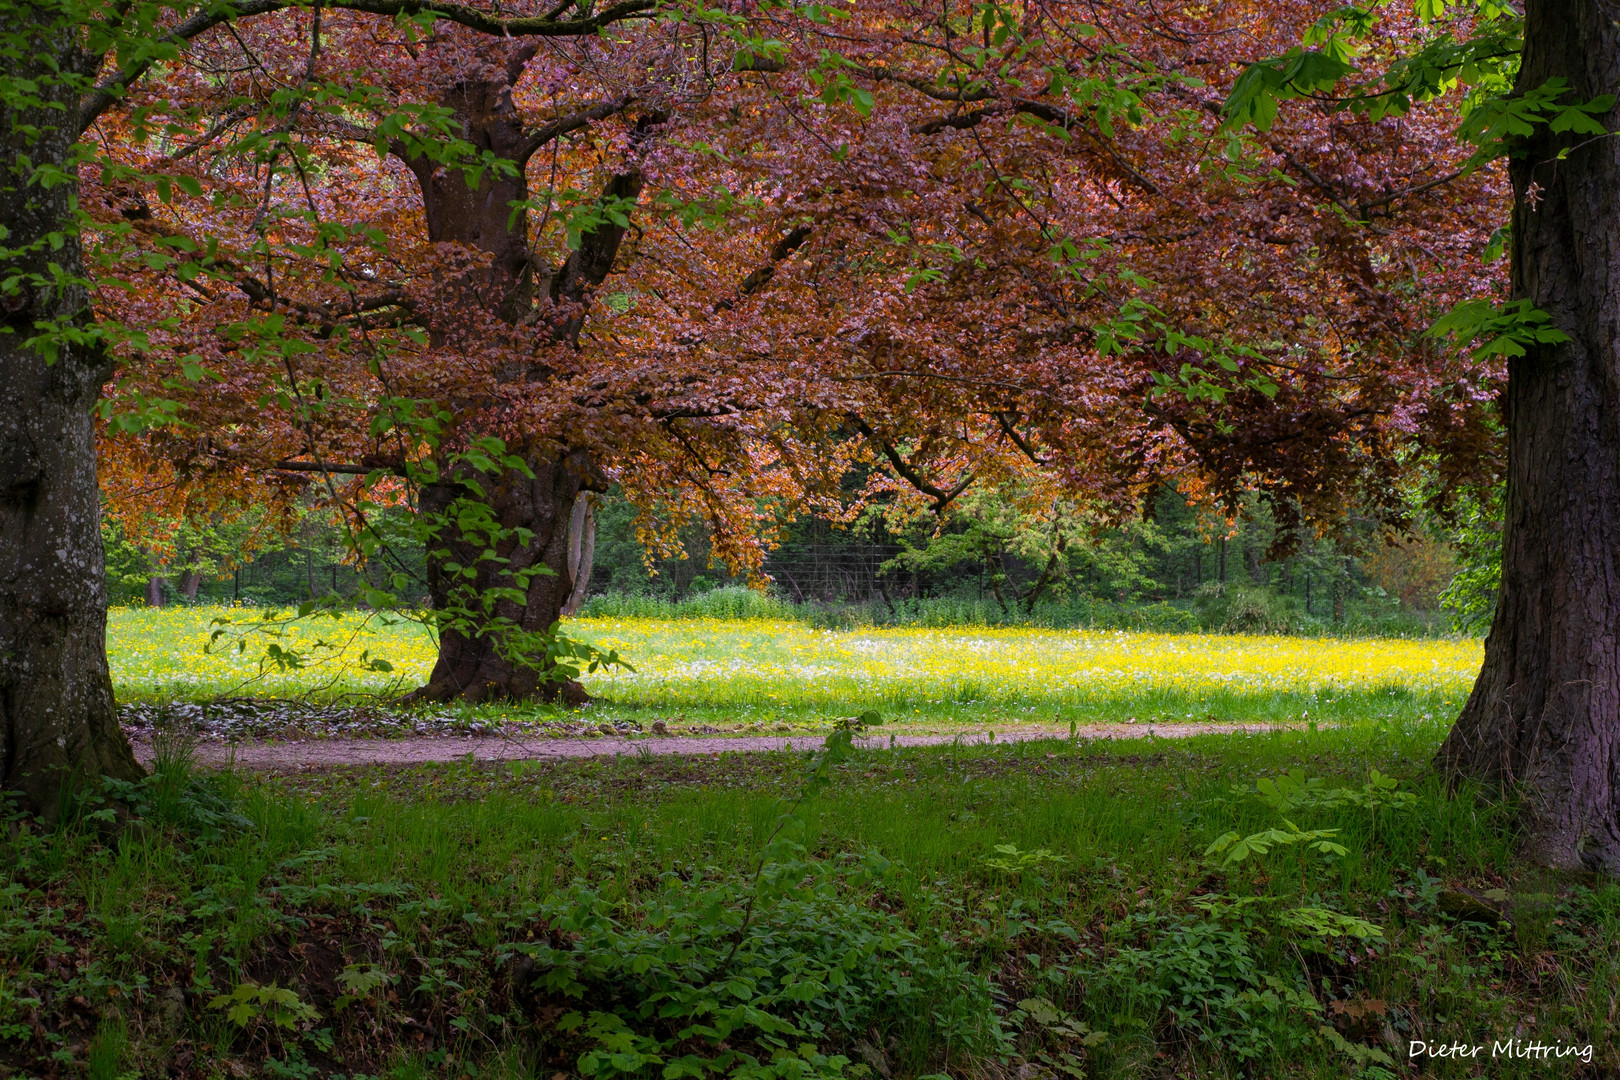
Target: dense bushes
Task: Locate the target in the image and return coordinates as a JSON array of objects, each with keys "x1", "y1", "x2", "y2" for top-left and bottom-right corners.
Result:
[{"x1": 112, "y1": 486, "x2": 1484, "y2": 639}]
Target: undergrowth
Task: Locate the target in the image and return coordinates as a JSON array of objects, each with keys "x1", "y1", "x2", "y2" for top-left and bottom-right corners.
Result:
[{"x1": 2, "y1": 726, "x2": 1616, "y2": 1079}]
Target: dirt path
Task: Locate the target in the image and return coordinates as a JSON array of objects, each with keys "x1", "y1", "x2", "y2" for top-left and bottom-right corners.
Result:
[{"x1": 132, "y1": 722, "x2": 1295, "y2": 770}]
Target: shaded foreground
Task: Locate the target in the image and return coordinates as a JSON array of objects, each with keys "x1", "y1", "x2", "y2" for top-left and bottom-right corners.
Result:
[{"x1": 2, "y1": 726, "x2": 1615, "y2": 1079}]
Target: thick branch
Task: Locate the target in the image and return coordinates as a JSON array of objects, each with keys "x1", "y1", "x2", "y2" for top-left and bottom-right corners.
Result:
[
  {"x1": 715, "y1": 225, "x2": 812, "y2": 309},
  {"x1": 837, "y1": 369, "x2": 1035, "y2": 395},
  {"x1": 912, "y1": 106, "x2": 999, "y2": 135},
  {"x1": 518, "y1": 96, "x2": 636, "y2": 165},
  {"x1": 910, "y1": 95, "x2": 1087, "y2": 135},
  {"x1": 270, "y1": 460, "x2": 375, "y2": 474},
  {"x1": 544, "y1": 111, "x2": 666, "y2": 343},
  {"x1": 78, "y1": 0, "x2": 656, "y2": 132},
  {"x1": 226, "y1": 270, "x2": 413, "y2": 330},
  {"x1": 911, "y1": 97, "x2": 1168, "y2": 199},
  {"x1": 856, "y1": 64, "x2": 996, "y2": 104},
  {"x1": 994, "y1": 411, "x2": 1047, "y2": 465}
]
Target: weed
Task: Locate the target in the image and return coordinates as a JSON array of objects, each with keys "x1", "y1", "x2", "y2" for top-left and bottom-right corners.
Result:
[
  {"x1": 510, "y1": 732, "x2": 1002, "y2": 1077},
  {"x1": 1009, "y1": 996, "x2": 1105, "y2": 1078}
]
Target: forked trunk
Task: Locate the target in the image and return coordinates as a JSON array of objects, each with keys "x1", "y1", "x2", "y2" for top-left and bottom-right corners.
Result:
[
  {"x1": 1, "y1": 21, "x2": 143, "y2": 814},
  {"x1": 1436, "y1": 0, "x2": 1620, "y2": 874},
  {"x1": 561, "y1": 494, "x2": 597, "y2": 617}
]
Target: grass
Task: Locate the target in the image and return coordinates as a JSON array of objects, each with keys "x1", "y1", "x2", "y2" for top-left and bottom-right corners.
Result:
[
  {"x1": 108, "y1": 606, "x2": 1480, "y2": 731},
  {"x1": 3, "y1": 722, "x2": 1616, "y2": 1079}
]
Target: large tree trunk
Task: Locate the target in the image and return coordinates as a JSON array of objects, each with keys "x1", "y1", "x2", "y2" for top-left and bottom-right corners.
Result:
[
  {"x1": 415, "y1": 453, "x2": 600, "y2": 702},
  {"x1": 396, "y1": 42, "x2": 638, "y2": 703},
  {"x1": 1436, "y1": 0, "x2": 1620, "y2": 874},
  {"x1": 0, "y1": 18, "x2": 143, "y2": 815}
]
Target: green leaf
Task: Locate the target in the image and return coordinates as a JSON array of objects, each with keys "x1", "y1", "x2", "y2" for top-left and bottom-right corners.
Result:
[
  {"x1": 1430, "y1": 298, "x2": 1570, "y2": 359},
  {"x1": 1223, "y1": 49, "x2": 1356, "y2": 132}
]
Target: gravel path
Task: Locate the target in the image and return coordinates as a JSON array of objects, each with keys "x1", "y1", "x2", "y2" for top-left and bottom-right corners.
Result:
[{"x1": 132, "y1": 722, "x2": 1296, "y2": 770}]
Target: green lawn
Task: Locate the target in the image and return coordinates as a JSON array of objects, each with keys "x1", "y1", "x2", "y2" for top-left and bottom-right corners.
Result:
[{"x1": 108, "y1": 606, "x2": 1481, "y2": 731}]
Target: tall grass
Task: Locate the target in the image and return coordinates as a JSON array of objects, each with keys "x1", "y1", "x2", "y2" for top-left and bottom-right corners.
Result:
[
  {"x1": 579, "y1": 586, "x2": 798, "y2": 621},
  {"x1": 580, "y1": 585, "x2": 1454, "y2": 638}
]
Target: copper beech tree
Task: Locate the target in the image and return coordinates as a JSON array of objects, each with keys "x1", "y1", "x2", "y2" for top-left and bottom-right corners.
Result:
[
  {"x1": 7, "y1": 0, "x2": 1509, "y2": 816},
  {"x1": 6, "y1": 0, "x2": 689, "y2": 809}
]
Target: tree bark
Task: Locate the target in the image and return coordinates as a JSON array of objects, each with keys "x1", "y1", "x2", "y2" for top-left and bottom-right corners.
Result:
[
  {"x1": 1, "y1": 14, "x2": 143, "y2": 814},
  {"x1": 396, "y1": 45, "x2": 539, "y2": 327},
  {"x1": 561, "y1": 494, "x2": 597, "y2": 617},
  {"x1": 145, "y1": 576, "x2": 167, "y2": 607},
  {"x1": 415, "y1": 453, "x2": 600, "y2": 703},
  {"x1": 1436, "y1": 0, "x2": 1620, "y2": 874},
  {"x1": 1020, "y1": 523, "x2": 1067, "y2": 614},
  {"x1": 986, "y1": 551, "x2": 1009, "y2": 613},
  {"x1": 397, "y1": 44, "x2": 640, "y2": 703}
]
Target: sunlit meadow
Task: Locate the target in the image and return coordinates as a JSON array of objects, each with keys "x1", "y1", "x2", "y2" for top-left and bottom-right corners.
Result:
[{"x1": 108, "y1": 605, "x2": 1482, "y2": 729}]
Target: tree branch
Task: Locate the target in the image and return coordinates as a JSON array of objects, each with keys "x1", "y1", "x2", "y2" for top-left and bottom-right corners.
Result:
[
  {"x1": 78, "y1": 0, "x2": 657, "y2": 132},
  {"x1": 1358, "y1": 169, "x2": 1468, "y2": 213},
  {"x1": 715, "y1": 225, "x2": 812, "y2": 309},
  {"x1": 848, "y1": 414, "x2": 974, "y2": 514},
  {"x1": 837, "y1": 369, "x2": 1035, "y2": 395},
  {"x1": 855, "y1": 63, "x2": 995, "y2": 104},
  {"x1": 271, "y1": 460, "x2": 375, "y2": 474},
  {"x1": 517, "y1": 95, "x2": 637, "y2": 165},
  {"x1": 994, "y1": 411, "x2": 1047, "y2": 465},
  {"x1": 80, "y1": 0, "x2": 282, "y2": 131}
]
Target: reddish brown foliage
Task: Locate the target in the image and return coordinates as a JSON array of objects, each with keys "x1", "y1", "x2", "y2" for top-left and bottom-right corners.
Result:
[{"x1": 88, "y1": 0, "x2": 1505, "y2": 566}]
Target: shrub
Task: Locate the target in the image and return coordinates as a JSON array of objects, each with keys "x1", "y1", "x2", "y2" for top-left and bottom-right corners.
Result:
[
  {"x1": 517, "y1": 864, "x2": 1001, "y2": 1078},
  {"x1": 507, "y1": 731, "x2": 1004, "y2": 1078}
]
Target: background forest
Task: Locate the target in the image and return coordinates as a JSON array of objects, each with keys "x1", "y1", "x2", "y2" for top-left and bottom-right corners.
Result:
[{"x1": 106, "y1": 485, "x2": 1499, "y2": 637}]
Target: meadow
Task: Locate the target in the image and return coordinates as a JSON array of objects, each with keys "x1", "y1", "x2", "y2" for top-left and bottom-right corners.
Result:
[{"x1": 107, "y1": 606, "x2": 1482, "y2": 730}]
